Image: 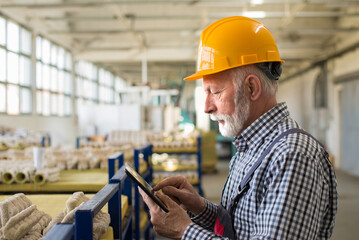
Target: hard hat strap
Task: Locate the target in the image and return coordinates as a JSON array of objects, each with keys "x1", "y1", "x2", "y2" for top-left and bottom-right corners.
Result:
[{"x1": 255, "y1": 62, "x2": 282, "y2": 81}]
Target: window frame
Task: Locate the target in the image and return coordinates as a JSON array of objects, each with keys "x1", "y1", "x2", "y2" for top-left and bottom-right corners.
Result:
[
  {"x1": 35, "y1": 35, "x2": 73, "y2": 117},
  {"x1": 0, "y1": 14, "x2": 126, "y2": 118},
  {"x1": 0, "y1": 15, "x2": 32, "y2": 116}
]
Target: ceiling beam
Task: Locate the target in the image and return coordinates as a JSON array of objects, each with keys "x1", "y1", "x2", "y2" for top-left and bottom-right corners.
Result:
[
  {"x1": 49, "y1": 28, "x2": 199, "y2": 35},
  {"x1": 44, "y1": 16, "x2": 118, "y2": 21},
  {"x1": 210, "y1": 11, "x2": 359, "y2": 19},
  {"x1": 0, "y1": 0, "x2": 216, "y2": 9},
  {"x1": 77, "y1": 43, "x2": 322, "y2": 52},
  {"x1": 0, "y1": 0, "x2": 347, "y2": 9},
  {"x1": 48, "y1": 27, "x2": 359, "y2": 36},
  {"x1": 281, "y1": 27, "x2": 359, "y2": 35},
  {"x1": 43, "y1": 15, "x2": 199, "y2": 21},
  {"x1": 108, "y1": 4, "x2": 146, "y2": 49},
  {"x1": 42, "y1": 11, "x2": 359, "y2": 22}
]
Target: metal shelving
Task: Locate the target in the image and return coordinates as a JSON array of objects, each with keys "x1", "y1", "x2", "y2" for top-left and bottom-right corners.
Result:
[
  {"x1": 152, "y1": 136, "x2": 203, "y2": 196},
  {"x1": 133, "y1": 144, "x2": 155, "y2": 240},
  {"x1": 44, "y1": 152, "x2": 132, "y2": 240}
]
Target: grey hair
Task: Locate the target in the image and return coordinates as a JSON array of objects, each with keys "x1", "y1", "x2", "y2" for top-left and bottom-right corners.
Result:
[{"x1": 230, "y1": 64, "x2": 278, "y2": 95}]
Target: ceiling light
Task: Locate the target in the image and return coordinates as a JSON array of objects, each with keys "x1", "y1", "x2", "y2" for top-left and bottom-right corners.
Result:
[{"x1": 242, "y1": 11, "x2": 266, "y2": 18}]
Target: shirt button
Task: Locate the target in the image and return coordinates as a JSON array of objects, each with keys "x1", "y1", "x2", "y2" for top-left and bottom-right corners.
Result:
[{"x1": 240, "y1": 152, "x2": 244, "y2": 157}]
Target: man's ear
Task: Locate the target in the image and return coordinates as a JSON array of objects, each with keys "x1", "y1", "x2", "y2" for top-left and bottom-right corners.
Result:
[{"x1": 244, "y1": 74, "x2": 262, "y2": 101}]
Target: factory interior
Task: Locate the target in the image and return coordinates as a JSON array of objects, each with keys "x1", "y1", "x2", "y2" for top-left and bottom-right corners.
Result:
[{"x1": 1, "y1": 0, "x2": 359, "y2": 239}]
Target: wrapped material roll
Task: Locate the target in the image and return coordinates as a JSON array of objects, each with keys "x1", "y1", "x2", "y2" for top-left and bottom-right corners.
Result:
[
  {"x1": 61, "y1": 202, "x2": 84, "y2": 223},
  {"x1": 77, "y1": 156, "x2": 91, "y2": 170},
  {"x1": 1, "y1": 205, "x2": 42, "y2": 240},
  {"x1": 0, "y1": 160, "x2": 42, "y2": 184},
  {"x1": 19, "y1": 231, "x2": 42, "y2": 240},
  {"x1": 66, "y1": 157, "x2": 78, "y2": 170},
  {"x1": 0, "y1": 193, "x2": 32, "y2": 228},
  {"x1": 30, "y1": 212, "x2": 51, "y2": 233},
  {"x1": 15, "y1": 167, "x2": 35, "y2": 184},
  {"x1": 43, "y1": 212, "x2": 65, "y2": 236},
  {"x1": 33, "y1": 168, "x2": 60, "y2": 185},
  {"x1": 100, "y1": 158, "x2": 108, "y2": 169},
  {"x1": 0, "y1": 151, "x2": 8, "y2": 160},
  {"x1": 89, "y1": 157, "x2": 101, "y2": 169},
  {"x1": 1, "y1": 169, "x2": 16, "y2": 184},
  {"x1": 65, "y1": 192, "x2": 89, "y2": 214},
  {"x1": 93, "y1": 210, "x2": 111, "y2": 240},
  {"x1": 7, "y1": 149, "x2": 26, "y2": 160}
]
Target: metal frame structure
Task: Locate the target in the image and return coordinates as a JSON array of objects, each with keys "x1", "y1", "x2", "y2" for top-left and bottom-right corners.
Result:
[
  {"x1": 133, "y1": 143, "x2": 155, "y2": 240},
  {"x1": 44, "y1": 152, "x2": 132, "y2": 240},
  {"x1": 152, "y1": 136, "x2": 203, "y2": 196}
]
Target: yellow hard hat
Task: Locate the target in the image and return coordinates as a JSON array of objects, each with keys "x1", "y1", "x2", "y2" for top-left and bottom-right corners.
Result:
[{"x1": 184, "y1": 16, "x2": 284, "y2": 81}]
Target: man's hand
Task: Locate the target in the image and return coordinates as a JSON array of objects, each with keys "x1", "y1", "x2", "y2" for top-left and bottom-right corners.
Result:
[
  {"x1": 152, "y1": 175, "x2": 205, "y2": 215},
  {"x1": 138, "y1": 187, "x2": 192, "y2": 239}
]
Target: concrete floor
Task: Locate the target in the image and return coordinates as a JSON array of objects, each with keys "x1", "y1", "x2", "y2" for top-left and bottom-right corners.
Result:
[
  {"x1": 331, "y1": 170, "x2": 359, "y2": 239},
  {"x1": 156, "y1": 160, "x2": 359, "y2": 239}
]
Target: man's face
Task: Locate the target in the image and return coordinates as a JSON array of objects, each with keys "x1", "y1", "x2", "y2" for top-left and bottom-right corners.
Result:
[{"x1": 203, "y1": 69, "x2": 250, "y2": 137}]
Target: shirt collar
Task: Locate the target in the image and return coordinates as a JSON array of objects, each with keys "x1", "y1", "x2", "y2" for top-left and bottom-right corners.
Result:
[{"x1": 233, "y1": 102, "x2": 290, "y2": 152}]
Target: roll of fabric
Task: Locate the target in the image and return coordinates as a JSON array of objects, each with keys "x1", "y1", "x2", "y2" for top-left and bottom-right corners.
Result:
[
  {"x1": 15, "y1": 167, "x2": 35, "y2": 184},
  {"x1": 1, "y1": 205, "x2": 42, "y2": 240},
  {"x1": 33, "y1": 168, "x2": 60, "y2": 185},
  {"x1": 2, "y1": 169, "x2": 16, "y2": 184},
  {"x1": 0, "y1": 193, "x2": 32, "y2": 228}
]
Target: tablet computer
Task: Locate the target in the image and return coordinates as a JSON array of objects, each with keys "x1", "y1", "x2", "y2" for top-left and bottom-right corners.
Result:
[{"x1": 125, "y1": 164, "x2": 169, "y2": 212}]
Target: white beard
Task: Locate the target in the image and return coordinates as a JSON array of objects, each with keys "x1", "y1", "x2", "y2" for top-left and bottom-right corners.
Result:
[{"x1": 210, "y1": 96, "x2": 250, "y2": 137}]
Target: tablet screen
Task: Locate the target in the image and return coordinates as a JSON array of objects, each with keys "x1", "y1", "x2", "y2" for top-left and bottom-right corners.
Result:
[{"x1": 125, "y1": 164, "x2": 169, "y2": 212}]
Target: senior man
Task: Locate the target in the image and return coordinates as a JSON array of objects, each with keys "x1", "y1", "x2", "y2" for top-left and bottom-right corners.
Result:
[{"x1": 139, "y1": 16, "x2": 337, "y2": 240}]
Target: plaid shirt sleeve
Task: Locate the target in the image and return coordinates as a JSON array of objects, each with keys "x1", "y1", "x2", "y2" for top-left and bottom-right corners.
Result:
[
  {"x1": 187, "y1": 199, "x2": 218, "y2": 230},
  {"x1": 182, "y1": 223, "x2": 229, "y2": 240},
  {"x1": 182, "y1": 200, "x2": 225, "y2": 239}
]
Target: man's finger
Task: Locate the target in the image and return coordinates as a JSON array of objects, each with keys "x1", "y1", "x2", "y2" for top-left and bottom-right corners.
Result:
[
  {"x1": 155, "y1": 191, "x2": 178, "y2": 208},
  {"x1": 138, "y1": 187, "x2": 159, "y2": 211},
  {"x1": 153, "y1": 176, "x2": 183, "y2": 191},
  {"x1": 162, "y1": 186, "x2": 183, "y2": 199}
]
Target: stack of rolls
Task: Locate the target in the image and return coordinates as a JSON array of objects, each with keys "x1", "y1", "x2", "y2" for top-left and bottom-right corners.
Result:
[
  {"x1": 43, "y1": 192, "x2": 110, "y2": 240},
  {"x1": 0, "y1": 159, "x2": 60, "y2": 185},
  {"x1": 0, "y1": 193, "x2": 52, "y2": 240}
]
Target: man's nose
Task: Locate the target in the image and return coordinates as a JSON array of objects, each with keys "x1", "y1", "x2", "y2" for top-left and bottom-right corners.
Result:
[{"x1": 204, "y1": 95, "x2": 216, "y2": 114}]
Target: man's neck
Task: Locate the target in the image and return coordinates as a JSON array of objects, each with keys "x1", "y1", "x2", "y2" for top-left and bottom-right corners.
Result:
[{"x1": 242, "y1": 96, "x2": 277, "y2": 132}]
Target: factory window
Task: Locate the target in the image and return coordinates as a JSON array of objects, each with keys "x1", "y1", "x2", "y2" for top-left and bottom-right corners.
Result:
[
  {"x1": 0, "y1": 84, "x2": 5, "y2": 112},
  {"x1": 0, "y1": 16, "x2": 32, "y2": 115},
  {"x1": 75, "y1": 61, "x2": 99, "y2": 104},
  {"x1": 0, "y1": 17, "x2": 5, "y2": 46},
  {"x1": 75, "y1": 60, "x2": 98, "y2": 115},
  {"x1": 36, "y1": 36, "x2": 72, "y2": 116},
  {"x1": 115, "y1": 76, "x2": 127, "y2": 104},
  {"x1": 99, "y1": 69, "x2": 114, "y2": 104}
]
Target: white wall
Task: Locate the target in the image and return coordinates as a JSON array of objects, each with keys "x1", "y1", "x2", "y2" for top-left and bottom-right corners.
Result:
[
  {"x1": 0, "y1": 115, "x2": 78, "y2": 147},
  {"x1": 277, "y1": 68, "x2": 320, "y2": 132},
  {"x1": 77, "y1": 104, "x2": 145, "y2": 135},
  {"x1": 277, "y1": 36, "x2": 359, "y2": 176}
]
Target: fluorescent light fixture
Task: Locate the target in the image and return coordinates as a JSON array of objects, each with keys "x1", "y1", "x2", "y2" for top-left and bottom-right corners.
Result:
[
  {"x1": 242, "y1": 11, "x2": 266, "y2": 18},
  {"x1": 251, "y1": 0, "x2": 264, "y2": 5}
]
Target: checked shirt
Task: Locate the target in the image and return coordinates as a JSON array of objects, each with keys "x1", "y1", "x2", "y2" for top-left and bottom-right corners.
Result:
[{"x1": 182, "y1": 103, "x2": 337, "y2": 239}]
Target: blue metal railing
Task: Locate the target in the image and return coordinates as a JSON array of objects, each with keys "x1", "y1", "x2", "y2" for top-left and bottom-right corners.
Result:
[
  {"x1": 44, "y1": 152, "x2": 132, "y2": 240},
  {"x1": 133, "y1": 144, "x2": 154, "y2": 240}
]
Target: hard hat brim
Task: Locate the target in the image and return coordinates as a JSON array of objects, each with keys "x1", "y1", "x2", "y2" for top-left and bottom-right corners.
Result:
[
  {"x1": 183, "y1": 68, "x2": 225, "y2": 81},
  {"x1": 184, "y1": 72, "x2": 203, "y2": 81},
  {"x1": 184, "y1": 60, "x2": 285, "y2": 81}
]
